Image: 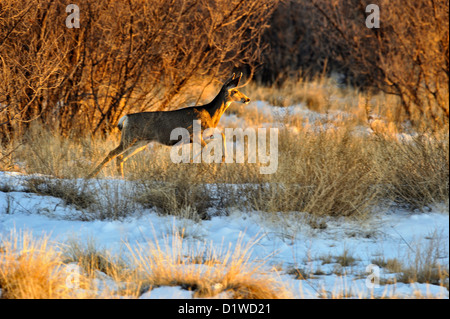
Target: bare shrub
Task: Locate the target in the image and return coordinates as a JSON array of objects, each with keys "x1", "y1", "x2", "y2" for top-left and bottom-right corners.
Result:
[
  {"x1": 312, "y1": 0, "x2": 449, "y2": 129},
  {"x1": 245, "y1": 129, "x2": 379, "y2": 217},
  {"x1": 25, "y1": 177, "x2": 95, "y2": 211},
  {"x1": 135, "y1": 178, "x2": 214, "y2": 220},
  {"x1": 0, "y1": 0, "x2": 277, "y2": 139},
  {"x1": 371, "y1": 134, "x2": 449, "y2": 210},
  {"x1": 88, "y1": 181, "x2": 141, "y2": 220},
  {"x1": 259, "y1": 0, "x2": 449, "y2": 129}
]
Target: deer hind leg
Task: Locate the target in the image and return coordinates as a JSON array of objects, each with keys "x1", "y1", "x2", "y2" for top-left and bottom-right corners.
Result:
[
  {"x1": 116, "y1": 142, "x2": 148, "y2": 178},
  {"x1": 87, "y1": 143, "x2": 127, "y2": 179}
]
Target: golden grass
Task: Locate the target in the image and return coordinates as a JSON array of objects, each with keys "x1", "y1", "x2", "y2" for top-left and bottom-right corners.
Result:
[
  {"x1": 0, "y1": 76, "x2": 447, "y2": 299},
  {"x1": 7, "y1": 122, "x2": 446, "y2": 220},
  {"x1": 0, "y1": 230, "x2": 92, "y2": 299},
  {"x1": 246, "y1": 74, "x2": 344, "y2": 111},
  {"x1": 127, "y1": 231, "x2": 292, "y2": 299},
  {"x1": 1, "y1": 230, "x2": 447, "y2": 299},
  {"x1": 242, "y1": 128, "x2": 380, "y2": 217},
  {"x1": 0, "y1": 76, "x2": 448, "y2": 219},
  {"x1": 0, "y1": 230, "x2": 292, "y2": 299}
]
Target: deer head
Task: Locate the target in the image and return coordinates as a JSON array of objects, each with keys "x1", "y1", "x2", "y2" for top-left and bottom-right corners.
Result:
[{"x1": 223, "y1": 72, "x2": 250, "y2": 104}]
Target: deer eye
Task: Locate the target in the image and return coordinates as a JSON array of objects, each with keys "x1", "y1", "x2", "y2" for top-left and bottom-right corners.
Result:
[{"x1": 230, "y1": 90, "x2": 236, "y2": 96}]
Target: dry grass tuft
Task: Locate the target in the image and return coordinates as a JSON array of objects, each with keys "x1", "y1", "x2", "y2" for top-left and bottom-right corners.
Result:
[
  {"x1": 127, "y1": 232, "x2": 292, "y2": 299},
  {"x1": 0, "y1": 230, "x2": 294, "y2": 299},
  {"x1": 0, "y1": 231, "x2": 137, "y2": 299},
  {"x1": 1, "y1": 230, "x2": 447, "y2": 299},
  {"x1": 371, "y1": 231, "x2": 449, "y2": 290},
  {"x1": 1, "y1": 121, "x2": 448, "y2": 220},
  {"x1": 0, "y1": 231, "x2": 91, "y2": 299},
  {"x1": 63, "y1": 237, "x2": 122, "y2": 278},
  {"x1": 397, "y1": 234, "x2": 449, "y2": 288}
]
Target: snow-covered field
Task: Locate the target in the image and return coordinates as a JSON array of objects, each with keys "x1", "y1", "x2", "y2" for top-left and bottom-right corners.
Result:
[
  {"x1": 0, "y1": 101, "x2": 448, "y2": 299},
  {"x1": 0, "y1": 170, "x2": 448, "y2": 299}
]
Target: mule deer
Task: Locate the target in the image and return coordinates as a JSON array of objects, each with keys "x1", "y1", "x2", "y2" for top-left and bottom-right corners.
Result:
[{"x1": 87, "y1": 73, "x2": 250, "y2": 178}]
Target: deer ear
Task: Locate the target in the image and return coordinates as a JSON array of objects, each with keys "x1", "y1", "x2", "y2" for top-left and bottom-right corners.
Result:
[
  {"x1": 236, "y1": 72, "x2": 242, "y2": 85},
  {"x1": 225, "y1": 72, "x2": 242, "y2": 88},
  {"x1": 224, "y1": 73, "x2": 235, "y2": 87}
]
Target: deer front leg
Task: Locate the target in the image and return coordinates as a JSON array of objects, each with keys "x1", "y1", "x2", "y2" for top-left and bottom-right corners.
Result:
[
  {"x1": 221, "y1": 132, "x2": 227, "y2": 163},
  {"x1": 116, "y1": 154, "x2": 124, "y2": 175},
  {"x1": 116, "y1": 144, "x2": 148, "y2": 178}
]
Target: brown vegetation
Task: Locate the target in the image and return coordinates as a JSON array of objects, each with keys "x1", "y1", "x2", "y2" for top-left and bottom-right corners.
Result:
[
  {"x1": 0, "y1": 1, "x2": 448, "y2": 299},
  {"x1": 259, "y1": 0, "x2": 449, "y2": 129},
  {"x1": 0, "y1": 230, "x2": 291, "y2": 299},
  {"x1": 2, "y1": 107, "x2": 447, "y2": 220},
  {"x1": 1, "y1": 0, "x2": 448, "y2": 141},
  {"x1": 0, "y1": 0, "x2": 277, "y2": 140}
]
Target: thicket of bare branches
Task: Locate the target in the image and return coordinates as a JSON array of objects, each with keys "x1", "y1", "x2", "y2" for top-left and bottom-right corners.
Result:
[
  {"x1": 1, "y1": 0, "x2": 448, "y2": 140},
  {"x1": 0, "y1": 0, "x2": 277, "y2": 140},
  {"x1": 259, "y1": 0, "x2": 449, "y2": 129}
]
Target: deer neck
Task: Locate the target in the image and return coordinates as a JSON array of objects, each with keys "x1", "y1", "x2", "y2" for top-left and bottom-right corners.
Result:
[{"x1": 204, "y1": 90, "x2": 231, "y2": 127}]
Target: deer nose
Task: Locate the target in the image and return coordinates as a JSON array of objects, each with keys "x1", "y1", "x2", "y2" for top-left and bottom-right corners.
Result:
[{"x1": 242, "y1": 97, "x2": 250, "y2": 104}]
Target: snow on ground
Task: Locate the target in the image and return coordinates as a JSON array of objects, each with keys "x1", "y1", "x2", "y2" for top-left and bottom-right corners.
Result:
[{"x1": 0, "y1": 170, "x2": 448, "y2": 299}]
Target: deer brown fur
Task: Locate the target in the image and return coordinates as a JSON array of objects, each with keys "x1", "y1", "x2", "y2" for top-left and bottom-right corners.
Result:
[{"x1": 87, "y1": 73, "x2": 250, "y2": 178}]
